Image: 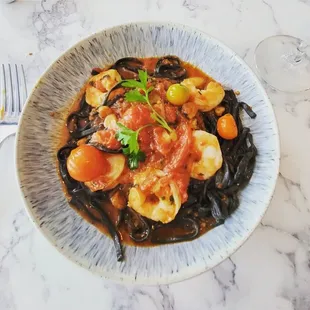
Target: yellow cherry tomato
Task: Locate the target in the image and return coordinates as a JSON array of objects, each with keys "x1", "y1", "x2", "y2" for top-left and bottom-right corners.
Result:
[
  {"x1": 217, "y1": 113, "x2": 238, "y2": 140},
  {"x1": 166, "y1": 84, "x2": 190, "y2": 106},
  {"x1": 67, "y1": 144, "x2": 109, "y2": 182}
]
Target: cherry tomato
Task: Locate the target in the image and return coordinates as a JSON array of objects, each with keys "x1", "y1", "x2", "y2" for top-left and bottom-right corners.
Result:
[
  {"x1": 166, "y1": 84, "x2": 190, "y2": 106},
  {"x1": 217, "y1": 113, "x2": 238, "y2": 140},
  {"x1": 67, "y1": 145, "x2": 109, "y2": 182}
]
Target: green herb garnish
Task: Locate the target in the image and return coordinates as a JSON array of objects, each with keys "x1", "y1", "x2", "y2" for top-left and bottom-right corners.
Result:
[
  {"x1": 116, "y1": 70, "x2": 175, "y2": 169},
  {"x1": 115, "y1": 123, "x2": 148, "y2": 170},
  {"x1": 122, "y1": 70, "x2": 174, "y2": 133}
]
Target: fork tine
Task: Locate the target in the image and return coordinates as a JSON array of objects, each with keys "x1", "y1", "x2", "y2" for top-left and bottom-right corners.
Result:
[
  {"x1": 7, "y1": 64, "x2": 14, "y2": 114},
  {"x1": 14, "y1": 64, "x2": 21, "y2": 113},
  {"x1": 20, "y1": 64, "x2": 27, "y2": 110},
  {"x1": 0, "y1": 64, "x2": 5, "y2": 120},
  {"x1": 0, "y1": 63, "x2": 27, "y2": 124}
]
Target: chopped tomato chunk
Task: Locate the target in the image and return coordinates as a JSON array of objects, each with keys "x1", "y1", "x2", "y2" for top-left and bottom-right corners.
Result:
[
  {"x1": 138, "y1": 127, "x2": 153, "y2": 153},
  {"x1": 91, "y1": 130, "x2": 121, "y2": 150},
  {"x1": 122, "y1": 105, "x2": 155, "y2": 130},
  {"x1": 165, "y1": 121, "x2": 192, "y2": 171},
  {"x1": 164, "y1": 104, "x2": 177, "y2": 123}
]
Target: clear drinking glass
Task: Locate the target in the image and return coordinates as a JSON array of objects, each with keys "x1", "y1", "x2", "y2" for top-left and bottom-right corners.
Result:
[{"x1": 254, "y1": 35, "x2": 310, "y2": 92}]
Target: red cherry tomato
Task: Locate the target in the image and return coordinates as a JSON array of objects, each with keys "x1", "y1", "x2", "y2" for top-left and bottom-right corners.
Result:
[
  {"x1": 67, "y1": 145, "x2": 109, "y2": 182},
  {"x1": 217, "y1": 113, "x2": 238, "y2": 140}
]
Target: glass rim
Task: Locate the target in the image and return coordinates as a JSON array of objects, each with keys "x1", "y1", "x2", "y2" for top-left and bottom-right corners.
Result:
[{"x1": 254, "y1": 35, "x2": 310, "y2": 93}]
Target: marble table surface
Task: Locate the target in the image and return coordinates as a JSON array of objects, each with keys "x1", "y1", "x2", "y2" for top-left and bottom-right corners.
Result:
[{"x1": 1, "y1": 0, "x2": 310, "y2": 309}]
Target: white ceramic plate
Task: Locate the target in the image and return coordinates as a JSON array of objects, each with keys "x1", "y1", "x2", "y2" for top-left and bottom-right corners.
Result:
[{"x1": 16, "y1": 22, "x2": 280, "y2": 284}]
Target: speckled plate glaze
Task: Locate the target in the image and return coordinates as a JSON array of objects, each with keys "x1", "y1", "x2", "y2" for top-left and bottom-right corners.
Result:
[{"x1": 16, "y1": 22, "x2": 280, "y2": 285}]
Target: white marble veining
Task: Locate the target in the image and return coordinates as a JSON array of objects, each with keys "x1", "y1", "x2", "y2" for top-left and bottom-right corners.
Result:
[{"x1": 0, "y1": 0, "x2": 310, "y2": 309}]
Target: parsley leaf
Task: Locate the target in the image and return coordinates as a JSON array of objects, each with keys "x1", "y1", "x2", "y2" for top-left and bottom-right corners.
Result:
[
  {"x1": 116, "y1": 123, "x2": 139, "y2": 153},
  {"x1": 115, "y1": 123, "x2": 134, "y2": 145},
  {"x1": 116, "y1": 123, "x2": 147, "y2": 170},
  {"x1": 147, "y1": 86, "x2": 154, "y2": 93},
  {"x1": 122, "y1": 80, "x2": 144, "y2": 89},
  {"x1": 121, "y1": 70, "x2": 174, "y2": 134},
  {"x1": 127, "y1": 150, "x2": 146, "y2": 170},
  {"x1": 125, "y1": 90, "x2": 147, "y2": 103},
  {"x1": 117, "y1": 70, "x2": 175, "y2": 169},
  {"x1": 138, "y1": 70, "x2": 148, "y2": 86}
]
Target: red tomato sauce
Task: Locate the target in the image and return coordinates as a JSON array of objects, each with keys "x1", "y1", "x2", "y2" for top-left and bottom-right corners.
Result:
[{"x1": 59, "y1": 57, "x2": 216, "y2": 247}]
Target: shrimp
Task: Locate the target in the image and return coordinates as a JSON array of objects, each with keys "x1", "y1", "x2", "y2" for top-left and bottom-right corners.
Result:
[
  {"x1": 126, "y1": 168, "x2": 181, "y2": 223},
  {"x1": 181, "y1": 78, "x2": 225, "y2": 112},
  {"x1": 190, "y1": 130, "x2": 223, "y2": 180},
  {"x1": 85, "y1": 86, "x2": 106, "y2": 108},
  {"x1": 128, "y1": 181, "x2": 181, "y2": 224},
  {"x1": 85, "y1": 69, "x2": 121, "y2": 108},
  {"x1": 89, "y1": 69, "x2": 121, "y2": 92}
]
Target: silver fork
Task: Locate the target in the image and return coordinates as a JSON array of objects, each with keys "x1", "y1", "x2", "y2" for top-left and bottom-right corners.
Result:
[{"x1": 0, "y1": 64, "x2": 27, "y2": 146}]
